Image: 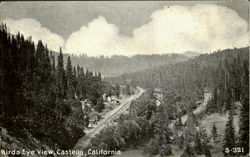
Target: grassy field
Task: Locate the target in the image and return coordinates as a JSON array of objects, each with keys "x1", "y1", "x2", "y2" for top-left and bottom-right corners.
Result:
[
  {"x1": 200, "y1": 113, "x2": 240, "y2": 136},
  {"x1": 200, "y1": 112, "x2": 240, "y2": 157}
]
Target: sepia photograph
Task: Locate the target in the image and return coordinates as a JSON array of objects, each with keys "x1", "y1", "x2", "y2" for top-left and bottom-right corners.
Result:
[{"x1": 0, "y1": 0, "x2": 249, "y2": 157}]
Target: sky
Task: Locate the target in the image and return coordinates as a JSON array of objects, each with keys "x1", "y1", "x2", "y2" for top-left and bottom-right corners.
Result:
[{"x1": 0, "y1": 0, "x2": 249, "y2": 56}]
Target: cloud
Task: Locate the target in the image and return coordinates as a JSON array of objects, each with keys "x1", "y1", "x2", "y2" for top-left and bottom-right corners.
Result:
[
  {"x1": 2, "y1": 18, "x2": 64, "y2": 52},
  {"x1": 65, "y1": 16, "x2": 130, "y2": 56},
  {"x1": 2, "y1": 4, "x2": 249, "y2": 56},
  {"x1": 65, "y1": 4, "x2": 248, "y2": 56}
]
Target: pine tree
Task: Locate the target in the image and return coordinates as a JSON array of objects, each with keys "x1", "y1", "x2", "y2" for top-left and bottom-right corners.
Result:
[
  {"x1": 95, "y1": 98, "x2": 104, "y2": 113},
  {"x1": 24, "y1": 38, "x2": 36, "y2": 84},
  {"x1": 178, "y1": 117, "x2": 183, "y2": 128},
  {"x1": 181, "y1": 145, "x2": 195, "y2": 157},
  {"x1": 223, "y1": 106, "x2": 235, "y2": 156},
  {"x1": 225, "y1": 88, "x2": 232, "y2": 111},
  {"x1": 51, "y1": 54, "x2": 57, "y2": 92},
  {"x1": 62, "y1": 69, "x2": 67, "y2": 98},
  {"x1": 72, "y1": 66, "x2": 77, "y2": 90},
  {"x1": 203, "y1": 144, "x2": 212, "y2": 157},
  {"x1": 66, "y1": 56, "x2": 74, "y2": 99},
  {"x1": 86, "y1": 69, "x2": 90, "y2": 79},
  {"x1": 213, "y1": 88, "x2": 217, "y2": 105},
  {"x1": 125, "y1": 84, "x2": 131, "y2": 95},
  {"x1": 35, "y1": 40, "x2": 46, "y2": 88},
  {"x1": 43, "y1": 46, "x2": 52, "y2": 89},
  {"x1": 66, "y1": 56, "x2": 73, "y2": 80},
  {"x1": 200, "y1": 128, "x2": 211, "y2": 157},
  {"x1": 177, "y1": 135, "x2": 185, "y2": 150},
  {"x1": 115, "y1": 84, "x2": 120, "y2": 97},
  {"x1": 98, "y1": 72, "x2": 102, "y2": 81},
  {"x1": 57, "y1": 47, "x2": 65, "y2": 98},
  {"x1": 212, "y1": 123, "x2": 218, "y2": 142},
  {"x1": 194, "y1": 132, "x2": 202, "y2": 155}
]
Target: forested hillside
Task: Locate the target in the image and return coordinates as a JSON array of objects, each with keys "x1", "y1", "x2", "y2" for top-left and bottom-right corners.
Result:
[
  {"x1": 103, "y1": 47, "x2": 249, "y2": 156},
  {"x1": 53, "y1": 52, "x2": 188, "y2": 77},
  {"x1": 111, "y1": 47, "x2": 248, "y2": 102},
  {"x1": 0, "y1": 24, "x2": 110, "y2": 150}
]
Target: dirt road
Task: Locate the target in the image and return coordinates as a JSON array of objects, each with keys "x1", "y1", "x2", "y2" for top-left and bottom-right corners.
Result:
[{"x1": 169, "y1": 91, "x2": 212, "y2": 128}]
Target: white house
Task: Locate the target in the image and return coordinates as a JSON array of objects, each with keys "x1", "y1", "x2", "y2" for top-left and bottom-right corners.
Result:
[{"x1": 156, "y1": 99, "x2": 161, "y2": 106}]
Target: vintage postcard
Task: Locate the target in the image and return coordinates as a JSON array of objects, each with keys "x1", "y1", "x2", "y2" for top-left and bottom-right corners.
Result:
[{"x1": 0, "y1": 0, "x2": 249, "y2": 157}]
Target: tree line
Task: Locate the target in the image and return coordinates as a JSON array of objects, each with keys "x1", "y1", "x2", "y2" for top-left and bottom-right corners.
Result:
[{"x1": 63, "y1": 51, "x2": 188, "y2": 77}]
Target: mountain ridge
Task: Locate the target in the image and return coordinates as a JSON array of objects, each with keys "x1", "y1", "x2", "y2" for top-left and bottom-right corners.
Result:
[{"x1": 52, "y1": 52, "x2": 189, "y2": 77}]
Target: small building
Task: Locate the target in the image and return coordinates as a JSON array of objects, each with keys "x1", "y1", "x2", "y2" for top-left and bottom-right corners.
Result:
[
  {"x1": 88, "y1": 111, "x2": 100, "y2": 128},
  {"x1": 88, "y1": 119, "x2": 97, "y2": 128},
  {"x1": 153, "y1": 88, "x2": 164, "y2": 102},
  {"x1": 102, "y1": 93, "x2": 106, "y2": 100},
  {"x1": 152, "y1": 88, "x2": 163, "y2": 106},
  {"x1": 74, "y1": 93, "x2": 79, "y2": 100},
  {"x1": 111, "y1": 95, "x2": 117, "y2": 101},
  {"x1": 204, "y1": 90, "x2": 212, "y2": 100},
  {"x1": 156, "y1": 99, "x2": 161, "y2": 106},
  {"x1": 81, "y1": 99, "x2": 91, "y2": 114},
  {"x1": 107, "y1": 96, "x2": 111, "y2": 102}
]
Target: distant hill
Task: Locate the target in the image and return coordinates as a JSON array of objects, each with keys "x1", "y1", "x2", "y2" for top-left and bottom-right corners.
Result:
[
  {"x1": 107, "y1": 47, "x2": 249, "y2": 89},
  {"x1": 183, "y1": 51, "x2": 201, "y2": 58},
  {"x1": 53, "y1": 52, "x2": 188, "y2": 77}
]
